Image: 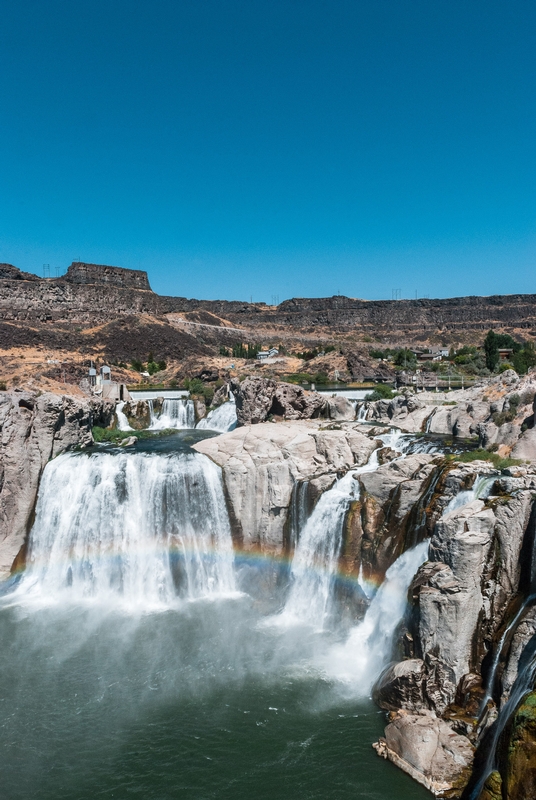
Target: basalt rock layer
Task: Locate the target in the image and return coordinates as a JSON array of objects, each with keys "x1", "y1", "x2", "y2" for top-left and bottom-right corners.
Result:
[{"x1": 1, "y1": 263, "x2": 536, "y2": 342}]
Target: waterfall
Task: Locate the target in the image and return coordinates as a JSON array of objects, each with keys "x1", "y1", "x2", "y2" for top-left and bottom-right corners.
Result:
[
  {"x1": 324, "y1": 541, "x2": 429, "y2": 692},
  {"x1": 480, "y1": 595, "x2": 536, "y2": 713},
  {"x1": 443, "y1": 474, "x2": 496, "y2": 516},
  {"x1": 469, "y1": 633, "x2": 536, "y2": 799},
  {"x1": 357, "y1": 402, "x2": 368, "y2": 421},
  {"x1": 196, "y1": 400, "x2": 237, "y2": 433},
  {"x1": 280, "y1": 449, "x2": 379, "y2": 628},
  {"x1": 288, "y1": 480, "x2": 311, "y2": 551},
  {"x1": 15, "y1": 450, "x2": 235, "y2": 607},
  {"x1": 149, "y1": 398, "x2": 196, "y2": 430},
  {"x1": 116, "y1": 401, "x2": 133, "y2": 432}
]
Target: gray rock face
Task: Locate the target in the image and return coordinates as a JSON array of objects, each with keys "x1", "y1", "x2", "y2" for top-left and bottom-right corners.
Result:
[
  {"x1": 417, "y1": 500, "x2": 495, "y2": 706},
  {"x1": 231, "y1": 377, "x2": 327, "y2": 425},
  {"x1": 193, "y1": 421, "x2": 376, "y2": 553},
  {"x1": 374, "y1": 659, "x2": 427, "y2": 712},
  {"x1": 374, "y1": 711, "x2": 474, "y2": 797},
  {"x1": 0, "y1": 390, "x2": 109, "y2": 577},
  {"x1": 326, "y1": 395, "x2": 356, "y2": 421}
]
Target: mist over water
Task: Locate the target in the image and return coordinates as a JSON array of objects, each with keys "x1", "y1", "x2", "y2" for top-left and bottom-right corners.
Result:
[{"x1": 0, "y1": 435, "x2": 431, "y2": 800}]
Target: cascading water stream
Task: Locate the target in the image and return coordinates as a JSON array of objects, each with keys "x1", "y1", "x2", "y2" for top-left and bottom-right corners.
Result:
[
  {"x1": 13, "y1": 450, "x2": 235, "y2": 607},
  {"x1": 149, "y1": 398, "x2": 196, "y2": 430},
  {"x1": 357, "y1": 402, "x2": 368, "y2": 421},
  {"x1": 325, "y1": 541, "x2": 430, "y2": 692},
  {"x1": 116, "y1": 401, "x2": 133, "y2": 432},
  {"x1": 280, "y1": 449, "x2": 379, "y2": 628},
  {"x1": 443, "y1": 474, "x2": 496, "y2": 515},
  {"x1": 196, "y1": 400, "x2": 237, "y2": 432},
  {"x1": 479, "y1": 594, "x2": 536, "y2": 714},
  {"x1": 468, "y1": 633, "x2": 536, "y2": 799},
  {"x1": 288, "y1": 480, "x2": 311, "y2": 551}
]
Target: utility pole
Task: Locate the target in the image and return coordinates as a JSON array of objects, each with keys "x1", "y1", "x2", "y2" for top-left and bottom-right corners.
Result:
[{"x1": 43, "y1": 264, "x2": 50, "y2": 278}]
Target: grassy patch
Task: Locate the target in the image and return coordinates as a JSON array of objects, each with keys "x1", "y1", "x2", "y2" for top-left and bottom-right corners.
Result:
[{"x1": 448, "y1": 449, "x2": 523, "y2": 470}]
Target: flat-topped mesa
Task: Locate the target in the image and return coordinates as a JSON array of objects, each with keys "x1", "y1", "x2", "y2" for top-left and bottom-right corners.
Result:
[{"x1": 64, "y1": 261, "x2": 152, "y2": 291}]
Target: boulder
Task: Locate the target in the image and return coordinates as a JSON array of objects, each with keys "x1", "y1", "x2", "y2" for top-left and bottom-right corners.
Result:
[
  {"x1": 374, "y1": 711, "x2": 474, "y2": 797},
  {"x1": 512, "y1": 427, "x2": 536, "y2": 461},
  {"x1": 230, "y1": 377, "x2": 327, "y2": 425},
  {"x1": 327, "y1": 395, "x2": 356, "y2": 421},
  {"x1": 374, "y1": 659, "x2": 427, "y2": 712}
]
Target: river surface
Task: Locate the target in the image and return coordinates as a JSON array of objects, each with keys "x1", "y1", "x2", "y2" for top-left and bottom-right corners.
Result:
[
  {"x1": 0, "y1": 432, "x2": 429, "y2": 800},
  {"x1": 0, "y1": 600, "x2": 428, "y2": 800}
]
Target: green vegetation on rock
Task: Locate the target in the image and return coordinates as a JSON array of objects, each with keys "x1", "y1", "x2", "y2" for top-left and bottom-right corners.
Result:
[{"x1": 449, "y1": 449, "x2": 523, "y2": 470}]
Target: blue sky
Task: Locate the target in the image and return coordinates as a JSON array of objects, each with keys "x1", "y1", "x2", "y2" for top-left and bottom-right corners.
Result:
[{"x1": 1, "y1": 0, "x2": 535, "y2": 302}]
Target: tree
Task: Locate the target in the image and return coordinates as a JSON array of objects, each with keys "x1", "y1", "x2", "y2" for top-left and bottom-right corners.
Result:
[
  {"x1": 393, "y1": 349, "x2": 416, "y2": 368},
  {"x1": 484, "y1": 330, "x2": 499, "y2": 371}
]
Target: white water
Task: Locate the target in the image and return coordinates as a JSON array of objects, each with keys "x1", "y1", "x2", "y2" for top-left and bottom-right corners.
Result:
[
  {"x1": 115, "y1": 401, "x2": 133, "y2": 432},
  {"x1": 13, "y1": 451, "x2": 235, "y2": 608},
  {"x1": 357, "y1": 402, "x2": 368, "y2": 421},
  {"x1": 196, "y1": 400, "x2": 237, "y2": 433},
  {"x1": 324, "y1": 541, "x2": 429, "y2": 692},
  {"x1": 149, "y1": 398, "x2": 196, "y2": 430},
  {"x1": 280, "y1": 449, "x2": 380, "y2": 628},
  {"x1": 443, "y1": 474, "x2": 496, "y2": 515}
]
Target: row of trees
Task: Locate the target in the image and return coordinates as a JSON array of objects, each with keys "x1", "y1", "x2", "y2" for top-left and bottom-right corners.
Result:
[{"x1": 483, "y1": 330, "x2": 536, "y2": 374}]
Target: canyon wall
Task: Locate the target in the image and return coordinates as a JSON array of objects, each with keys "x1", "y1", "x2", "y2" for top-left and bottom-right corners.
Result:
[{"x1": 0, "y1": 262, "x2": 535, "y2": 340}]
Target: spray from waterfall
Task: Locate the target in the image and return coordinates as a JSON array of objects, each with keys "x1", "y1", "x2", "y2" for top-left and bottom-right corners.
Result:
[{"x1": 12, "y1": 450, "x2": 235, "y2": 608}]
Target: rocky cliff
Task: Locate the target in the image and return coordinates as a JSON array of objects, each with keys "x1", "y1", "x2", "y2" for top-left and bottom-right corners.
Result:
[
  {"x1": 0, "y1": 390, "x2": 112, "y2": 578},
  {"x1": 1, "y1": 262, "x2": 536, "y2": 341}
]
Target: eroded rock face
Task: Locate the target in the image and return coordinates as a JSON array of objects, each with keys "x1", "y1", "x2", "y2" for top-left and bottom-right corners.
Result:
[
  {"x1": 230, "y1": 377, "x2": 327, "y2": 425},
  {"x1": 374, "y1": 711, "x2": 474, "y2": 797},
  {"x1": 353, "y1": 454, "x2": 440, "y2": 581},
  {"x1": 193, "y1": 421, "x2": 376, "y2": 553},
  {"x1": 122, "y1": 400, "x2": 152, "y2": 429},
  {"x1": 0, "y1": 390, "x2": 109, "y2": 577}
]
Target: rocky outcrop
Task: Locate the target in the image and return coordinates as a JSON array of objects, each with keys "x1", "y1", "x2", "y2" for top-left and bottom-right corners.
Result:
[
  {"x1": 65, "y1": 261, "x2": 152, "y2": 291},
  {"x1": 369, "y1": 457, "x2": 536, "y2": 796},
  {"x1": 326, "y1": 395, "x2": 356, "y2": 421},
  {"x1": 0, "y1": 390, "x2": 110, "y2": 578},
  {"x1": 347, "y1": 453, "x2": 440, "y2": 582},
  {"x1": 193, "y1": 421, "x2": 376, "y2": 553},
  {"x1": 363, "y1": 372, "x2": 536, "y2": 452},
  {"x1": 374, "y1": 710, "x2": 474, "y2": 797},
  {"x1": 122, "y1": 400, "x2": 152, "y2": 429},
  {"x1": 345, "y1": 350, "x2": 396, "y2": 382},
  {"x1": 230, "y1": 377, "x2": 327, "y2": 425}
]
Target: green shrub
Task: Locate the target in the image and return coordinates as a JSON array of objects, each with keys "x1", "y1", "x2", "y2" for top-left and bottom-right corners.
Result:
[
  {"x1": 131, "y1": 359, "x2": 143, "y2": 372},
  {"x1": 0, "y1": 381, "x2": 6, "y2": 391},
  {"x1": 365, "y1": 384, "x2": 395, "y2": 401}
]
